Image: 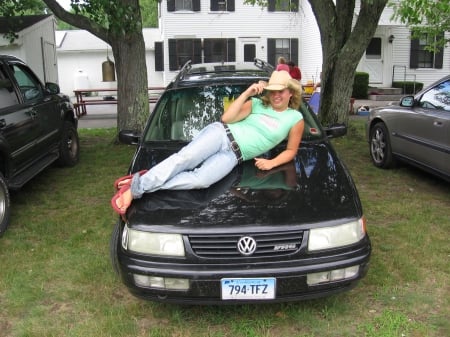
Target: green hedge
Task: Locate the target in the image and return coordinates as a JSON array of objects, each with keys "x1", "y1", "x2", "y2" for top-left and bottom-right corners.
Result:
[
  {"x1": 392, "y1": 81, "x2": 424, "y2": 94},
  {"x1": 352, "y1": 72, "x2": 369, "y2": 99}
]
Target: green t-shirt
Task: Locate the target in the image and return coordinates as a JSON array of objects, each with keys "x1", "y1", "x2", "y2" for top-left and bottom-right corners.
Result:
[{"x1": 227, "y1": 98, "x2": 303, "y2": 161}]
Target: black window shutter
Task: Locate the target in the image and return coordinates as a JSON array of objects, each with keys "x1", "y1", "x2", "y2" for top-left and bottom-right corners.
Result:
[
  {"x1": 167, "y1": 0, "x2": 175, "y2": 12},
  {"x1": 290, "y1": 39, "x2": 298, "y2": 64},
  {"x1": 193, "y1": 0, "x2": 201, "y2": 11},
  {"x1": 211, "y1": 0, "x2": 218, "y2": 11},
  {"x1": 434, "y1": 32, "x2": 444, "y2": 69},
  {"x1": 268, "y1": 0, "x2": 275, "y2": 12},
  {"x1": 291, "y1": 0, "x2": 299, "y2": 12},
  {"x1": 228, "y1": 0, "x2": 235, "y2": 12},
  {"x1": 227, "y1": 39, "x2": 236, "y2": 61},
  {"x1": 267, "y1": 39, "x2": 276, "y2": 66},
  {"x1": 409, "y1": 37, "x2": 419, "y2": 69},
  {"x1": 169, "y1": 39, "x2": 177, "y2": 71},
  {"x1": 204, "y1": 39, "x2": 212, "y2": 61},
  {"x1": 193, "y1": 39, "x2": 202, "y2": 64},
  {"x1": 155, "y1": 42, "x2": 164, "y2": 71}
]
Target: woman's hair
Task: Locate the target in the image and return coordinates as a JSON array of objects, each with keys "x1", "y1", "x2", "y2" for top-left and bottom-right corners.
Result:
[
  {"x1": 277, "y1": 56, "x2": 286, "y2": 64},
  {"x1": 261, "y1": 79, "x2": 302, "y2": 110}
]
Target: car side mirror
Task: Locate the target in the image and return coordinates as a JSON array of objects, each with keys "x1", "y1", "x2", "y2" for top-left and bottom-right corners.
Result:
[
  {"x1": 119, "y1": 130, "x2": 141, "y2": 145},
  {"x1": 45, "y1": 82, "x2": 60, "y2": 94},
  {"x1": 324, "y1": 123, "x2": 347, "y2": 139},
  {"x1": 400, "y1": 96, "x2": 415, "y2": 107}
]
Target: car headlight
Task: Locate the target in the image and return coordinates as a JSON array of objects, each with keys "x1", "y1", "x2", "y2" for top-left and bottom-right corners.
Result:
[
  {"x1": 122, "y1": 226, "x2": 185, "y2": 256},
  {"x1": 308, "y1": 218, "x2": 366, "y2": 251}
]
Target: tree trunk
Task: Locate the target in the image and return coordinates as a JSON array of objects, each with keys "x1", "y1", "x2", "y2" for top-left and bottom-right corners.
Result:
[
  {"x1": 42, "y1": 0, "x2": 150, "y2": 132},
  {"x1": 111, "y1": 32, "x2": 149, "y2": 132},
  {"x1": 308, "y1": 0, "x2": 389, "y2": 126}
]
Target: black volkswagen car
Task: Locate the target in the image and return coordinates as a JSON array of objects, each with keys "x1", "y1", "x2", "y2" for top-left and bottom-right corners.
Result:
[{"x1": 110, "y1": 60, "x2": 371, "y2": 304}]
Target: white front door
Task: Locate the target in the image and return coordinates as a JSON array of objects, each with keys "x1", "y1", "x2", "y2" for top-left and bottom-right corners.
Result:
[
  {"x1": 238, "y1": 38, "x2": 262, "y2": 64},
  {"x1": 364, "y1": 37, "x2": 383, "y2": 84}
]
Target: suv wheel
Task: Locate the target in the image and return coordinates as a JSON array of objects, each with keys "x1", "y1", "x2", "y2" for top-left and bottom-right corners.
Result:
[
  {"x1": 0, "y1": 173, "x2": 11, "y2": 237},
  {"x1": 58, "y1": 121, "x2": 80, "y2": 167}
]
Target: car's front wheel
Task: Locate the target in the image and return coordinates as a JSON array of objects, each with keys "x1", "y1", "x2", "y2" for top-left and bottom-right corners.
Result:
[
  {"x1": 0, "y1": 173, "x2": 11, "y2": 237},
  {"x1": 57, "y1": 121, "x2": 80, "y2": 167},
  {"x1": 369, "y1": 122, "x2": 395, "y2": 168}
]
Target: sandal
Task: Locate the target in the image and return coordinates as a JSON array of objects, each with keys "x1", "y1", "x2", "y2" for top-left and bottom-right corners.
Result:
[
  {"x1": 114, "y1": 170, "x2": 148, "y2": 190},
  {"x1": 111, "y1": 185, "x2": 133, "y2": 215}
]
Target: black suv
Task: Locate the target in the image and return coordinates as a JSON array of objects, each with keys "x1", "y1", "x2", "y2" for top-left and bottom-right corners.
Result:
[
  {"x1": 111, "y1": 60, "x2": 371, "y2": 304},
  {"x1": 0, "y1": 55, "x2": 79, "y2": 236}
]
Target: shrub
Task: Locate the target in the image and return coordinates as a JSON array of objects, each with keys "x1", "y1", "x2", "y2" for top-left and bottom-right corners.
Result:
[
  {"x1": 352, "y1": 72, "x2": 369, "y2": 99},
  {"x1": 392, "y1": 81, "x2": 424, "y2": 94}
]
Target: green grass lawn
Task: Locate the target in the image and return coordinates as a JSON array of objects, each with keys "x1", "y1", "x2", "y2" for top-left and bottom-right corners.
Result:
[{"x1": 0, "y1": 120, "x2": 448, "y2": 337}]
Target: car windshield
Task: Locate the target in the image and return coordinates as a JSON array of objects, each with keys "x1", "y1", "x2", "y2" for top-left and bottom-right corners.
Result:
[{"x1": 144, "y1": 84, "x2": 322, "y2": 142}]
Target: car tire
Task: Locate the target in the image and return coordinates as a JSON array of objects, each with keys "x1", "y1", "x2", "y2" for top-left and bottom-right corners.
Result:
[
  {"x1": 110, "y1": 221, "x2": 121, "y2": 276},
  {"x1": 57, "y1": 121, "x2": 80, "y2": 167},
  {"x1": 0, "y1": 173, "x2": 11, "y2": 237},
  {"x1": 369, "y1": 122, "x2": 395, "y2": 168}
]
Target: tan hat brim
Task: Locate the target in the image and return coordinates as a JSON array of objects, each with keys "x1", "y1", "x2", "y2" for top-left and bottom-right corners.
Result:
[{"x1": 265, "y1": 84, "x2": 287, "y2": 91}]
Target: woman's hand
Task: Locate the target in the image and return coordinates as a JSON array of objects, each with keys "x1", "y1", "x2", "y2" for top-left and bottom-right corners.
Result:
[
  {"x1": 246, "y1": 81, "x2": 267, "y2": 96},
  {"x1": 254, "y1": 157, "x2": 275, "y2": 171}
]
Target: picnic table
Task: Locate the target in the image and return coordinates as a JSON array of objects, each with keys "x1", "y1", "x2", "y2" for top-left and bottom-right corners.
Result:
[{"x1": 73, "y1": 87, "x2": 165, "y2": 117}]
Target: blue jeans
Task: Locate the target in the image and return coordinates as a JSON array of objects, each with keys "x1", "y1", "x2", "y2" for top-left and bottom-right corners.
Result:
[{"x1": 130, "y1": 122, "x2": 238, "y2": 198}]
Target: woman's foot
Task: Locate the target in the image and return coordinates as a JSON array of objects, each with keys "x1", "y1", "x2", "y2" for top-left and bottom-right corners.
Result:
[{"x1": 111, "y1": 185, "x2": 133, "y2": 215}]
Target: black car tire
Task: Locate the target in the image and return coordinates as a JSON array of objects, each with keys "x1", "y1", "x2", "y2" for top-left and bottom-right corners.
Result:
[
  {"x1": 57, "y1": 121, "x2": 80, "y2": 167},
  {"x1": 370, "y1": 122, "x2": 395, "y2": 168},
  {"x1": 110, "y1": 221, "x2": 121, "y2": 276},
  {"x1": 0, "y1": 173, "x2": 11, "y2": 237}
]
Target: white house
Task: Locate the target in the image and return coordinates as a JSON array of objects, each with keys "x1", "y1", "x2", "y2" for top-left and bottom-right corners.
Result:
[
  {"x1": 356, "y1": 4, "x2": 450, "y2": 90},
  {"x1": 0, "y1": 14, "x2": 58, "y2": 84},
  {"x1": 53, "y1": 0, "x2": 449, "y2": 97}
]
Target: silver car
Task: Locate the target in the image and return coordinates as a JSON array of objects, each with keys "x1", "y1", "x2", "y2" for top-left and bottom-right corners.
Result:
[{"x1": 366, "y1": 75, "x2": 450, "y2": 182}]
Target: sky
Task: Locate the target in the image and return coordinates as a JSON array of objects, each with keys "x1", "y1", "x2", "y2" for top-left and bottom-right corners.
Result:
[{"x1": 57, "y1": 0, "x2": 71, "y2": 10}]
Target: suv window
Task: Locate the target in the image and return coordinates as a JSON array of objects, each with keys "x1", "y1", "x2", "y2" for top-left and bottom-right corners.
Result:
[
  {"x1": 11, "y1": 64, "x2": 43, "y2": 102},
  {"x1": 0, "y1": 68, "x2": 19, "y2": 109}
]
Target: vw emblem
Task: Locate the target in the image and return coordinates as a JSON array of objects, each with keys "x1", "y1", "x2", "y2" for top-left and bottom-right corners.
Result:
[{"x1": 237, "y1": 236, "x2": 257, "y2": 256}]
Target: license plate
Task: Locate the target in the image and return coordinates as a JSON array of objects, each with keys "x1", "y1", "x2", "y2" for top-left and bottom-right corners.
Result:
[{"x1": 221, "y1": 278, "x2": 276, "y2": 300}]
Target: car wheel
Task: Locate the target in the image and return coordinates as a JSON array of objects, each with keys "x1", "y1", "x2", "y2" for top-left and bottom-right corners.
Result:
[
  {"x1": 57, "y1": 121, "x2": 80, "y2": 167},
  {"x1": 110, "y1": 221, "x2": 121, "y2": 276},
  {"x1": 0, "y1": 173, "x2": 11, "y2": 237},
  {"x1": 369, "y1": 122, "x2": 395, "y2": 168}
]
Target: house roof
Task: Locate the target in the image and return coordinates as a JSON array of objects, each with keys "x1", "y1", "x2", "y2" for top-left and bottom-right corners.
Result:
[
  {"x1": 0, "y1": 14, "x2": 53, "y2": 33},
  {"x1": 56, "y1": 28, "x2": 161, "y2": 51}
]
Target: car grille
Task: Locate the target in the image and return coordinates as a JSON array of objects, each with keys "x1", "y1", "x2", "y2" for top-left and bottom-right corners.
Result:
[{"x1": 188, "y1": 231, "x2": 304, "y2": 259}]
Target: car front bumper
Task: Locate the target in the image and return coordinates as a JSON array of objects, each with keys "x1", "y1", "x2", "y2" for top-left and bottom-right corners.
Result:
[{"x1": 115, "y1": 239, "x2": 371, "y2": 304}]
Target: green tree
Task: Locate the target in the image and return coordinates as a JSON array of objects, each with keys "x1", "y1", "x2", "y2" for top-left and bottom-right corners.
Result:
[
  {"x1": 391, "y1": 0, "x2": 450, "y2": 52},
  {"x1": 247, "y1": 0, "x2": 389, "y2": 125},
  {"x1": 305, "y1": 0, "x2": 388, "y2": 125},
  {"x1": 1, "y1": 0, "x2": 153, "y2": 132}
]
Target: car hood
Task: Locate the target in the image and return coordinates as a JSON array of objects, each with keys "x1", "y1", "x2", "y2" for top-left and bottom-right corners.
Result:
[{"x1": 125, "y1": 142, "x2": 362, "y2": 231}]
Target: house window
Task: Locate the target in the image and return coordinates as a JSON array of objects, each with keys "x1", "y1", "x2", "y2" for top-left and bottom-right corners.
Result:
[
  {"x1": 366, "y1": 38, "x2": 381, "y2": 59},
  {"x1": 267, "y1": 38, "x2": 298, "y2": 67},
  {"x1": 169, "y1": 39, "x2": 202, "y2": 70},
  {"x1": 167, "y1": 0, "x2": 200, "y2": 12},
  {"x1": 210, "y1": 0, "x2": 235, "y2": 12},
  {"x1": 268, "y1": 0, "x2": 299, "y2": 12},
  {"x1": 410, "y1": 32, "x2": 444, "y2": 69},
  {"x1": 204, "y1": 38, "x2": 236, "y2": 63},
  {"x1": 244, "y1": 44, "x2": 256, "y2": 62}
]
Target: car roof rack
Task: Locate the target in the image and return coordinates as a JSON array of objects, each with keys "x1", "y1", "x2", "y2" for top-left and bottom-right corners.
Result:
[
  {"x1": 254, "y1": 58, "x2": 275, "y2": 73},
  {"x1": 171, "y1": 60, "x2": 192, "y2": 88}
]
